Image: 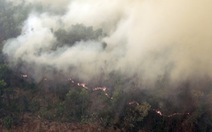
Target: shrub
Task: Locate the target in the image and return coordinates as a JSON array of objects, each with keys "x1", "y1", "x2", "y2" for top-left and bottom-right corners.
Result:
[{"x1": 3, "y1": 116, "x2": 13, "y2": 129}]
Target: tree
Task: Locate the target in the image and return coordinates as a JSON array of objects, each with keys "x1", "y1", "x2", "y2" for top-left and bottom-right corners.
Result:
[
  {"x1": 123, "y1": 102, "x2": 151, "y2": 131},
  {"x1": 64, "y1": 87, "x2": 90, "y2": 122},
  {"x1": 0, "y1": 79, "x2": 6, "y2": 108},
  {"x1": 55, "y1": 24, "x2": 104, "y2": 47}
]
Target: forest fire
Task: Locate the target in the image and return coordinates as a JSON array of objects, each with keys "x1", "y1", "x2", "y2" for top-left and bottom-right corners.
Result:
[
  {"x1": 127, "y1": 101, "x2": 190, "y2": 118},
  {"x1": 0, "y1": 0, "x2": 210, "y2": 130},
  {"x1": 21, "y1": 74, "x2": 28, "y2": 78},
  {"x1": 67, "y1": 77, "x2": 111, "y2": 97},
  {"x1": 155, "y1": 110, "x2": 163, "y2": 116},
  {"x1": 93, "y1": 86, "x2": 111, "y2": 98},
  {"x1": 93, "y1": 87, "x2": 107, "y2": 92},
  {"x1": 152, "y1": 109, "x2": 190, "y2": 117},
  {"x1": 68, "y1": 78, "x2": 88, "y2": 88},
  {"x1": 128, "y1": 101, "x2": 139, "y2": 106},
  {"x1": 77, "y1": 82, "x2": 88, "y2": 89},
  {"x1": 20, "y1": 74, "x2": 192, "y2": 119}
]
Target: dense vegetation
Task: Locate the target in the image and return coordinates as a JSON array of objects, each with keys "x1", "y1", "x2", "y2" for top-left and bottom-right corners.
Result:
[
  {"x1": 0, "y1": 65, "x2": 211, "y2": 131},
  {"x1": 0, "y1": 0, "x2": 211, "y2": 131}
]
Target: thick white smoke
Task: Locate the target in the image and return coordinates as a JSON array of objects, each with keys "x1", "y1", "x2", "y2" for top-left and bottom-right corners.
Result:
[
  {"x1": 3, "y1": 0, "x2": 212, "y2": 86},
  {"x1": 6, "y1": 0, "x2": 70, "y2": 10}
]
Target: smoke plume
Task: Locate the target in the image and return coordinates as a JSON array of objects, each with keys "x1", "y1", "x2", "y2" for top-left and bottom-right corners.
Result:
[{"x1": 3, "y1": 0, "x2": 212, "y2": 90}]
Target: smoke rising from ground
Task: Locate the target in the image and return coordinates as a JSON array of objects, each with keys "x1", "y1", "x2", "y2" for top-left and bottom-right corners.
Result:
[{"x1": 3, "y1": 0, "x2": 212, "y2": 88}]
